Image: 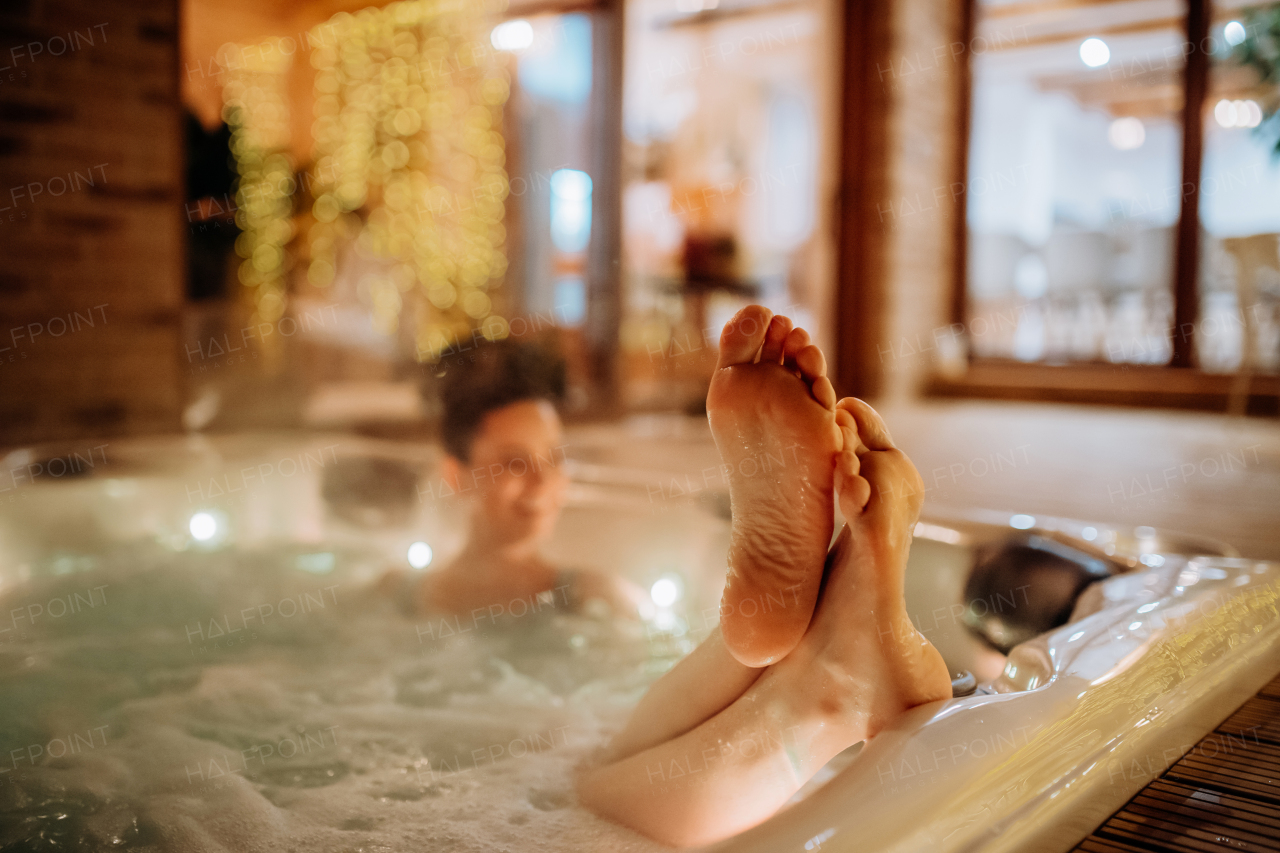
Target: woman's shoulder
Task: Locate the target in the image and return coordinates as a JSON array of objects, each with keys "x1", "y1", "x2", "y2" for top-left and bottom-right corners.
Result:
[{"x1": 560, "y1": 568, "x2": 648, "y2": 619}]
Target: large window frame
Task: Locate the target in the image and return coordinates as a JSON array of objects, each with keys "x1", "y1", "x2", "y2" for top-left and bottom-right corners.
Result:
[{"x1": 933, "y1": 0, "x2": 1280, "y2": 413}]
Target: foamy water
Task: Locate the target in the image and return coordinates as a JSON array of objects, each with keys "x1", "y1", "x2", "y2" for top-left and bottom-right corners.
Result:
[{"x1": 0, "y1": 543, "x2": 682, "y2": 852}]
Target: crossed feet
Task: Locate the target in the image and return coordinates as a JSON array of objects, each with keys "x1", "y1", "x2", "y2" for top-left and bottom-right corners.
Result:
[
  {"x1": 707, "y1": 305, "x2": 950, "y2": 709},
  {"x1": 578, "y1": 307, "x2": 952, "y2": 847}
]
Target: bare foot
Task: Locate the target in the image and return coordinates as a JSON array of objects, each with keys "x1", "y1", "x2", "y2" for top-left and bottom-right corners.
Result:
[
  {"x1": 775, "y1": 397, "x2": 951, "y2": 739},
  {"x1": 707, "y1": 305, "x2": 842, "y2": 667}
]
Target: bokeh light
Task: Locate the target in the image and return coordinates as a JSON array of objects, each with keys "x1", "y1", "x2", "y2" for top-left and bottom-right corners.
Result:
[
  {"x1": 1079, "y1": 38, "x2": 1110, "y2": 68},
  {"x1": 190, "y1": 512, "x2": 218, "y2": 541},
  {"x1": 220, "y1": 38, "x2": 295, "y2": 328},
  {"x1": 1107, "y1": 117, "x2": 1145, "y2": 150},
  {"x1": 407, "y1": 541, "x2": 433, "y2": 569},
  {"x1": 306, "y1": 1, "x2": 512, "y2": 360}
]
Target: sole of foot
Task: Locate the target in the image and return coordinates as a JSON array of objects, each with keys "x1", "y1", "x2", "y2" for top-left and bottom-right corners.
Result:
[{"x1": 706, "y1": 305, "x2": 842, "y2": 667}]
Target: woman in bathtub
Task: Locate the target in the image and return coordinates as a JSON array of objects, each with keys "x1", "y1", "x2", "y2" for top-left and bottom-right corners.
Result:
[
  {"x1": 577, "y1": 305, "x2": 952, "y2": 846},
  {"x1": 387, "y1": 337, "x2": 646, "y2": 619}
]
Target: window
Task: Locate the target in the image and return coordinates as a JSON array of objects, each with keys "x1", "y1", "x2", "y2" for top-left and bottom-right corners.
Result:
[{"x1": 956, "y1": 0, "x2": 1280, "y2": 405}]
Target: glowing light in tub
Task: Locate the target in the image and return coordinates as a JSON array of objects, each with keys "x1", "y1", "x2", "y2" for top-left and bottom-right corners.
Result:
[
  {"x1": 1224, "y1": 20, "x2": 1246, "y2": 46},
  {"x1": 189, "y1": 513, "x2": 218, "y2": 541},
  {"x1": 407, "y1": 542, "x2": 434, "y2": 570},
  {"x1": 650, "y1": 577, "x2": 681, "y2": 608},
  {"x1": 805, "y1": 828, "x2": 836, "y2": 850},
  {"x1": 1009, "y1": 514, "x2": 1035, "y2": 530},
  {"x1": 1082, "y1": 526, "x2": 1097, "y2": 541}
]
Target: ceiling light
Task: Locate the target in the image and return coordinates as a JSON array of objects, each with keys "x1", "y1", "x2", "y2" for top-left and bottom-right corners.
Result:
[
  {"x1": 1079, "y1": 38, "x2": 1110, "y2": 68},
  {"x1": 491, "y1": 19, "x2": 533, "y2": 52},
  {"x1": 1108, "y1": 117, "x2": 1145, "y2": 150}
]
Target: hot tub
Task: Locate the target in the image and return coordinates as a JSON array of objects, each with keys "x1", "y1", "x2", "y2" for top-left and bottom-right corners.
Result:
[{"x1": 0, "y1": 429, "x2": 1276, "y2": 852}]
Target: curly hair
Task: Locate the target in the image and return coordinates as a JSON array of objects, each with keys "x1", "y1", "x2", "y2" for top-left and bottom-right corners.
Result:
[{"x1": 434, "y1": 338, "x2": 566, "y2": 462}]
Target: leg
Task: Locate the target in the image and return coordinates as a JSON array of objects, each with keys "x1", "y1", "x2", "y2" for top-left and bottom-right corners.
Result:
[
  {"x1": 707, "y1": 305, "x2": 842, "y2": 667},
  {"x1": 605, "y1": 627, "x2": 762, "y2": 762},
  {"x1": 579, "y1": 400, "x2": 951, "y2": 847}
]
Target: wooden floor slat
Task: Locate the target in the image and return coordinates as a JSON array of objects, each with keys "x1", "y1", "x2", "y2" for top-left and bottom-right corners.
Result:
[
  {"x1": 1074, "y1": 675, "x2": 1280, "y2": 853},
  {"x1": 1216, "y1": 699, "x2": 1280, "y2": 746}
]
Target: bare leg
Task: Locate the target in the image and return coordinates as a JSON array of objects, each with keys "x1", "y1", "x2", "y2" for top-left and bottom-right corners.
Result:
[
  {"x1": 606, "y1": 627, "x2": 761, "y2": 762},
  {"x1": 578, "y1": 400, "x2": 951, "y2": 848}
]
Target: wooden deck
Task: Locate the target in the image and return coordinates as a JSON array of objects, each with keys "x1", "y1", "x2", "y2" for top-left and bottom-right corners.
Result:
[{"x1": 1074, "y1": 673, "x2": 1280, "y2": 852}]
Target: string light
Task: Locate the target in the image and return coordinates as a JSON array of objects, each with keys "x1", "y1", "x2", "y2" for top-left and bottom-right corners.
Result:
[
  {"x1": 220, "y1": 38, "x2": 295, "y2": 328},
  {"x1": 307, "y1": 0, "x2": 511, "y2": 359}
]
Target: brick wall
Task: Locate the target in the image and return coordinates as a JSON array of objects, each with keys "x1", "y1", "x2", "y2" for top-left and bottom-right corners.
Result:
[
  {"x1": 0, "y1": 0, "x2": 183, "y2": 445},
  {"x1": 877, "y1": 0, "x2": 966, "y2": 405}
]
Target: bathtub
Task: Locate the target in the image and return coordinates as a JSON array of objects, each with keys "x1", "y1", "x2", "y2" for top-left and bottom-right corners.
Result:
[{"x1": 0, "y1": 429, "x2": 1276, "y2": 852}]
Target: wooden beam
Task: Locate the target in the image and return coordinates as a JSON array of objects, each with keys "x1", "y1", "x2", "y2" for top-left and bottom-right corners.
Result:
[
  {"x1": 833, "y1": 0, "x2": 893, "y2": 398},
  {"x1": 979, "y1": 15, "x2": 1185, "y2": 52},
  {"x1": 928, "y1": 361, "x2": 1280, "y2": 414},
  {"x1": 585, "y1": 0, "x2": 624, "y2": 413},
  {"x1": 984, "y1": 0, "x2": 1147, "y2": 20},
  {"x1": 504, "y1": 0, "x2": 605, "y2": 18},
  {"x1": 952, "y1": 0, "x2": 976, "y2": 332},
  {"x1": 654, "y1": 0, "x2": 810, "y2": 30},
  {"x1": 1171, "y1": 0, "x2": 1208, "y2": 368}
]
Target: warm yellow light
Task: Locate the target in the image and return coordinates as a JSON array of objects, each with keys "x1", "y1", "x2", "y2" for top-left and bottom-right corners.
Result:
[{"x1": 306, "y1": 0, "x2": 511, "y2": 360}]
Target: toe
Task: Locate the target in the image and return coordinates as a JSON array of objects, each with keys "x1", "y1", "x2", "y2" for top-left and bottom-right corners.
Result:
[
  {"x1": 835, "y1": 407, "x2": 869, "y2": 454},
  {"x1": 781, "y1": 327, "x2": 811, "y2": 370},
  {"x1": 717, "y1": 305, "x2": 772, "y2": 368},
  {"x1": 837, "y1": 398, "x2": 895, "y2": 451},
  {"x1": 759, "y1": 315, "x2": 793, "y2": 365},
  {"x1": 812, "y1": 376, "x2": 837, "y2": 410},
  {"x1": 795, "y1": 344, "x2": 826, "y2": 384},
  {"x1": 835, "y1": 423, "x2": 871, "y2": 512}
]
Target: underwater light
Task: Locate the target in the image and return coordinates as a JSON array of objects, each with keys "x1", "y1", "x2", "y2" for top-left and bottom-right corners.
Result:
[
  {"x1": 1009, "y1": 514, "x2": 1035, "y2": 530},
  {"x1": 1224, "y1": 20, "x2": 1246, "y2": 46},
  {"x1": 650, "y1": 578, "x2": 680, "y2": 608},
  {"x1": 189, "y1": 512, "x2": 218, "y2": 541},
  {"x1": 1082, "y1": 526, "x2": 1097, "y2": 541},
  {"x1": 1079, "y1": 38, "x2": 1110, "y2": 68},
  {"x1": 407, "y1": 541, "x2": 434, "y2": 570}
]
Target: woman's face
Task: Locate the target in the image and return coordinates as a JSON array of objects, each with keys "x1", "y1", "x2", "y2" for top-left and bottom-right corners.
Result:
[{"x1": 460, "y1": 399, "x2": 569, "y2": 547}]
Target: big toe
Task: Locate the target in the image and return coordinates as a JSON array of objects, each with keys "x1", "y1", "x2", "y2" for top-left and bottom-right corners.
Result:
[{"x1": 717, "y1": 305, "x2": 773, "y2": 368}]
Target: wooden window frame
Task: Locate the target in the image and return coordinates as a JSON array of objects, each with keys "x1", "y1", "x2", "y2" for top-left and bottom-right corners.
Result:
[
  {"x1": 502, "y1": 0, "x2": 624, "y2": 413},
  {"x1": 929, "y1": 0, "x2": 1280, "y2": 414}
]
